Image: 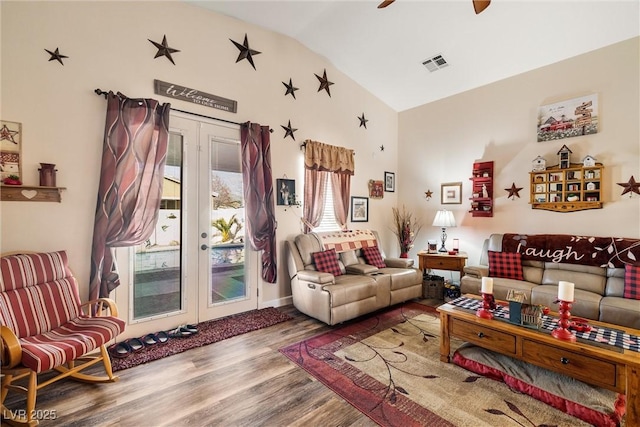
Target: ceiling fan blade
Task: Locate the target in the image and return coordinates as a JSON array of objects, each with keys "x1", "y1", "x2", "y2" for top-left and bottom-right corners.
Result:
[
  {"x1": 473, "y1": 0, "x2": 491, "y2": 14},
  {"x1": 378, "y1": 0, "x2": 395, "y2": 9}
]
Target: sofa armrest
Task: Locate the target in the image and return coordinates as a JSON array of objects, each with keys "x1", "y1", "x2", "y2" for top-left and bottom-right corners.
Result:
[
  {"x1": 346, "y1": 264, "x2": 379, "y2": 275},
  {"x1": 297, "y1": 270, "x2": 335, "y2": 284},
  {"x1": 463, "y1": 265, "x2": 488, "y2": 279},
  {"x1": 385, "y1": 258, "x2": 415, "y2": 268}
]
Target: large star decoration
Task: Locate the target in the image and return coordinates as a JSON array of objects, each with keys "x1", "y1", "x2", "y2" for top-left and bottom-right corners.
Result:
[
  {"x1": 230, "y1": 34, "x2": 261, "y2": 70},
  {"x1": 148, "y1": 35, "x2": 180, "y2": 65},
  {"x1": 425, "y1": 190, "x2": 433, "y2": 200},
  {"x1": 505, "y1": 183, "x2": 523, "y2": 200},
  {"x1": 281, "y1": 120, "x2": 298, "y2": 141},
  {"x1": 282, "y1": 78, "x2": 299, "y2": 99},
  {"x1": 617, "y1": 176, "x2": 640, "y2": 197},
  {"x1": 315, "y1": 69, "x2": 334, "y2": 97},
  {"x1": 358, "y1": 113, "x2": 368, "y2": 129},
  {"x1": 0, "y1": 124, "x2": 19, "y2": 144},
  {"x1": 45, "y1": 47, "x2": 68, "y2": 65}
]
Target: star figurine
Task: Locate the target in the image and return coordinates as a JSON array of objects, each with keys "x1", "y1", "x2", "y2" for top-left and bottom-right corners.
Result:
[
  {"x1": 282, "y1": 78, "x2": 299, "y2": 99},
  {"x1": 44, "y1": 47, "x2": 68, "y2": 65},
  {"x1": 358, "y1": 113, "x2": 368, "y2": 129},
  {"x1": 425, "y1": 190, "x2": 433, "y2": 200},
  {"x1": 230, "y1": 34, "x2": 261, "y2": 70},
  {"x1": 148, "y1": 35, "x2": 180, "y2": 65},
  {"x1": 0, "y1": 124, "x2": 19, "y2": 144},
  {"x1": 315, "y1": 69, "x2": 334, "y2": 97},
  {"x1": 617, "y1": 176, "x2": 640, "y2": 197},
  {"x1": 505, "y1": 183, "x2": 523, "y2": 200},
  {"x1": 281, "y1": 120, "x2": 298, "y2": 141}
]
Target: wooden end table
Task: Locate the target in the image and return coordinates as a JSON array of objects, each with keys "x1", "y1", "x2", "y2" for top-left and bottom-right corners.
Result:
[
  {"x1": 437, "y1": 295, "x2": 640, "y2": 426},
  {"x1": 417, "y1": 251, "x2": 467, "y2": 278}
]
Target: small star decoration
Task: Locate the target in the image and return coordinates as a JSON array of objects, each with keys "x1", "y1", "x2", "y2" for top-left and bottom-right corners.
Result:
[
  {"x1": 148, "y1": 35, "x2": 180, "y2": 65},
  {"x1": 358, "y1": 113, "x2": 368, "y2": 129},
  {"x1": 617, "y1": 176, "x2": 640, "y2": 197},
  {"x1": 281, "y1": 120, "x2": 298, "y2": 140},
  {"x1": 0, "y1": 124, "x2": 19, "y2": 144},
  {"x1": 425, "y1": 190, "x2": 433, "y2": 200},
  {"x1": 230, "y1": 34, "x2": 261, "y2": 70},
  {"x1": 282, "y1": 78, "x2": 299, "y2": 99},
  {"x1": 45, "y1": 47, "x2": 68, "y2": 65},
  {"x1": 379, "y1": 145, "x2": 385, "y2": 151},
  {"x1": 505, "y1": 183, "x2": 523, "y2": 200},
  {"x1": 315, "y1": 69, "x2": 334, "y2": 97}
]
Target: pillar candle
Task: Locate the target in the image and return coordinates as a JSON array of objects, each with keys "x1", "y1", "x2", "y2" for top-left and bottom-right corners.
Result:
[
  {"x1": 453, "y1": 239, "x2": 459, "y2": 252},
  {"x1": 481, "y1": 277, "x2": 493, "y2": 294},
  {"x1": 558, "y1": 281, "x2": 574, "y2": 301}
]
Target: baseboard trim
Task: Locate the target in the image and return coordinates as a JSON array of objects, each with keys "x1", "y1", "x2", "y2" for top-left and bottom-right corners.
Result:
[{"x1": 260, "y1": 295, "x2": 292, "y2": 309}]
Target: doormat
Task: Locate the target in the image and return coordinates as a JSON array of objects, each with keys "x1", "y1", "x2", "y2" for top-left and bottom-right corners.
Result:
[
  {"x1": 279, "y1": 302, "x2": 624, "y2": 426},
  {"x1": 111, "y1": 307, "x2": 291, "y2": 371}
]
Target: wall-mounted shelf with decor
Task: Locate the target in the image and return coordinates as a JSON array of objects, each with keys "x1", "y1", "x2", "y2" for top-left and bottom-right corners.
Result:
[
  {"x1": 0, "y1": 185, "x2": 66, "y2": 202},
  {"x1": 529, "y1": 162, "x2": 603, "y2": 212},
  {"x1": 469, "y1": 161, "x2": 494, "y2": 217}
]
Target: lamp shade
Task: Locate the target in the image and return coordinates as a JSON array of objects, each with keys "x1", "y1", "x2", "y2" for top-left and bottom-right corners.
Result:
[{"x1": 432, "y1": 210, "x2": 456, "y2": 227}]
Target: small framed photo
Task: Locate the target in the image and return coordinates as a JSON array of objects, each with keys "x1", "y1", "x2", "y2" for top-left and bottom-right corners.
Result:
[
  {"x1": 441, "y1": 182, "x2": 462, "y2": 204},
  {"x1": 384, "y1": 171, "x2": 395, "y2": 192},
  {"x1": 276, "y1": 178, "x2": 295, "y2": 206},
  {"x1": 350, "y1": 196, "x2": 369, "y2": 222}
]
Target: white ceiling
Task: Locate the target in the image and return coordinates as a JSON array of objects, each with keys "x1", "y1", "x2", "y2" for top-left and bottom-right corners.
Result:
[{"x1": 187, "y1": 0, "x2": 640, "y2": 112}]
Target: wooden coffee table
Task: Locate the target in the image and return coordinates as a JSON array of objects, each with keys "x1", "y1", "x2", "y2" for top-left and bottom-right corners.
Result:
[{"x1": 437, "y1": 295, "x2": 639, "y2": 426}]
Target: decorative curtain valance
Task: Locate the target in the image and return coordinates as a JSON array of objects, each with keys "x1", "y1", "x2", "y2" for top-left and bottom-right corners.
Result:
[{"x1": 304, "y1": 140, "x2": 355, "y2": 175}]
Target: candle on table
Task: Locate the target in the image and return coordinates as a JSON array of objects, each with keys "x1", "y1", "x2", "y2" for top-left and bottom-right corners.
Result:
[
  {"x1": 453, "y1": 239, "x2": 459, "y2": 252},
  {"x1": 481, "y1": 277, "x2": 493, "y2": 294},
  {"x1": 558, "y1": 281, "x2": 574, "y2": 301}
]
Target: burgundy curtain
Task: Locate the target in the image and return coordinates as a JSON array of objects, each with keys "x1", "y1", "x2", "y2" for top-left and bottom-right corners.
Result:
[
  {"x1": 302, "y1": 169, "x2": 327, "y2": 233},
  {"x1": 89, "y1": 92, "x2": 170, "y2": 300},
  {"x1": 240, "y1": 122, "x2": 277, "y2": 283}
]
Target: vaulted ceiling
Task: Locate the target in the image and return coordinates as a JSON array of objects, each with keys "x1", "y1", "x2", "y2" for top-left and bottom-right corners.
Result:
[{"x1": 187, "y1": 1, "x2": 639, "y2": 112}]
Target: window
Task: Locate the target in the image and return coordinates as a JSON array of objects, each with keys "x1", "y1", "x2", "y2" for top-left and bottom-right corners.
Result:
[{"x1": 312, "y1": 180, "x2": 341, "y2": 232}]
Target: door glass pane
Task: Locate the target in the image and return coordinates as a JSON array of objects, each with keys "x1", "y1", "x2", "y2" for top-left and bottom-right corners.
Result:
[
  {"x1": 209, "y1": 138, "x2": 246, "y2": 305},
  {"x1": 132, "y1": 132, "x2": 183, "y2": 319}
]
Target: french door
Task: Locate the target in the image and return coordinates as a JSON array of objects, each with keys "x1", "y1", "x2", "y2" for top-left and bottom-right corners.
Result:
[{"x1": 115, "y1": 113, "x2": 258, "y2": 337}]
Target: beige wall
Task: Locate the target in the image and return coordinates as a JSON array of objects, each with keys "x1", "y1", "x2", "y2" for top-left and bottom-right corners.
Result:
[
  {"x1": 399, "y1": 37, "x2": 640, "y2": 273},
  {"x1": 1, "y1": 1, "x2": 638, "y2": 309},
  {"x1": 0, "y1": 1, "x2": 399, "y2": 306}
]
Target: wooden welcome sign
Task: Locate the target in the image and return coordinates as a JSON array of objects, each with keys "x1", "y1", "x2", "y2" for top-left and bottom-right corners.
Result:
[{"x1": 154, "y1": 80, "x2": 237, "y2": 113}]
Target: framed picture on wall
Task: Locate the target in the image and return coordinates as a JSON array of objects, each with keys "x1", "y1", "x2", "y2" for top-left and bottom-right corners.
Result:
[
  {"x1": 0, "y1": 120, "x2": 22, "y2": 184},
  {"x1": 441, "y1": 182, "x2": 462, "y2": 204},
  {"x1": 276, "y1": 178, "x2": 295, "y2": 206},
  {"x1": 368, "y1": 180, "x2": 384, "y2": 199},
  {"x1": 384, "y1": 171, "x2": 395, "y2": 192},
  {"x1": 350, "y1": 196, "x2": 369, "y2": 222}
]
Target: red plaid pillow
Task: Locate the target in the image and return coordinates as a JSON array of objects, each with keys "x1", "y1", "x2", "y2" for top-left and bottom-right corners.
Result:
[
  {"x1": 488, "y1": 251, "x2": 524, "y2": 280},
  {"x1": 624, "y1": 264, "x2": 640, "y2": 300},
  {"x1": 362, "y1": 246, "x2": 386, "y2": 268},
  {"x1": 312, "y1": 248, "x2": 342, "y2": 276}
]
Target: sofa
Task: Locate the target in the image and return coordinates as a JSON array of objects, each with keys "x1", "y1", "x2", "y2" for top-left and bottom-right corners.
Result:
[
  {"x1": 461, "y1": 233, "x2": 640, "y2": 329},
  {"x1": 285, "y1": 230, "x2": 423, "y2": 325}
]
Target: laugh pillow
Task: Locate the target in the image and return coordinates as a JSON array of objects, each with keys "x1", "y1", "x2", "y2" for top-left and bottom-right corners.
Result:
[{"x1": 488, "y1": 251, "x2": 524, "y2": 280}]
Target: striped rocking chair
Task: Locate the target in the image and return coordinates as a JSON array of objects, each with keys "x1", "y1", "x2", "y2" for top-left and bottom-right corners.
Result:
[{"x1": 0, "y1": 251, "x2": 125, "y2": 426}]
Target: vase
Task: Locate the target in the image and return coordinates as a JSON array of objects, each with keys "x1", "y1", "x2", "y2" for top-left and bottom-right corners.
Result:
[
  {"x1": 400, "y1": 252, "x2": 408, "y2": 258},
  {"x1": 39, "y1": 163, "x2": 57, "y2": 187}
]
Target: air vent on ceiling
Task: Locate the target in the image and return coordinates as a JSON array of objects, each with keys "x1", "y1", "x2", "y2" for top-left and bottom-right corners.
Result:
[{"x1": 422, "y1": 54, "x2": 449, "y2": 72}]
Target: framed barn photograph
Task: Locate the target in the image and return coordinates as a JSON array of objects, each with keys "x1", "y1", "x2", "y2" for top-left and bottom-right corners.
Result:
[{"x1": 350, "y1": 196, "x2": 369, "y2": 222}]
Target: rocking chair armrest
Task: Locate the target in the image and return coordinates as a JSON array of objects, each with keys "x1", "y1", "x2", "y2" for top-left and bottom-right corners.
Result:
[
  {"x1": 81, "y1": 298, "x2": 119, "y2": 317},
  {"x1": 1, "y1": 325, "x2": 22, "y2": 369}
]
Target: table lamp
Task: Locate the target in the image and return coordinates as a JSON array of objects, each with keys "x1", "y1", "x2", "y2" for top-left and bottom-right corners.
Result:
[{"x1": 432, "y1": 210, "x2": 456, "y2": 252}]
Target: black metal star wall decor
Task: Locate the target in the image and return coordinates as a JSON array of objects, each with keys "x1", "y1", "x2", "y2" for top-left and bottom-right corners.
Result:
[
  {"x1": 358, "y1": 113, "x2": 368, "y2": 128},
  {"x1": 281, "y1": 120, "x2": 298, "y2": 140},
  {"x1": 148, "y1": 35, "x2": 180, "y2": 65},
  {"x1": 617, "y1": 176, "x2": 640, "y2": 197},
  {"x1": 505, "y1": 183, "x2": 523, "y2": 200},
  {"x1": 44, "y1": 47, "x2": 68, "y2": 65},
  {"x1": 425, "y1": 190, "x2": 433, "y2": 200},
  {"x1": 282, "y1": 78, "x2": 299, "y2": 99},
  {"x1": 315, "y1": 69, "x2": 334, "y2": 97},
  {"x1": 379, "y1": 145, "x2": 385, "y2": 151},
  {"x1": 230, "y1": 34, "x2": 261, "y2": 70}
]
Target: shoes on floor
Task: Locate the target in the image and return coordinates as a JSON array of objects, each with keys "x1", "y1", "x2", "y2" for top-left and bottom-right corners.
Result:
[
  {"x1": 167, "y1": 325, "x2": 197, "y2": 338},
  {"x1": 108, "y1": 341, "x2": 133, "y2": 359},
  {"x1": 126, "y1": 337, "x2": 145, "y2": 352}
]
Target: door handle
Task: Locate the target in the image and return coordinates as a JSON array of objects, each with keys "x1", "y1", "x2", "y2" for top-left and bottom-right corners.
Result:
[{"x1": 201, "y1": 244, "x2": 209, "y2": 250}]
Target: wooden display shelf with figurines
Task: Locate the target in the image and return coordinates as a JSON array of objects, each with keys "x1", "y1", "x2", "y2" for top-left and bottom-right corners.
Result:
[
  {"x1": 529, "y1": 162, "x2": 603, "y2": 212},
  {"x1": 0, "y1": 185, "x2": 66, "y2": 202},
  {"x1": 469, "y1": 160, "x2": 493, "y2": 217}
]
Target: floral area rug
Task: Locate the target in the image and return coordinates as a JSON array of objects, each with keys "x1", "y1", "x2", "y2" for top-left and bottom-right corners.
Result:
[
  {"x1": 111, "y1": 307, "x2": 291, "y2": 371},
  {"x1": 280, "y1": 302, "x2": 623, "y2": 426}
]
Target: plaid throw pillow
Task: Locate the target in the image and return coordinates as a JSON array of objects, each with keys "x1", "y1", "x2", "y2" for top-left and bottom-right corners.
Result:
[
  {"x1": 624, "y1": 264, "x2": 640, "y2": 300},
  {"x1": 488, "y1": 251, "x2": 524, "y2": 280},
  {"x1": 312, "y1": 248, "x2": 342, "y2": 276},
  {"x1": 362, "y1": 246, "x2": 386, "y2": 268}
]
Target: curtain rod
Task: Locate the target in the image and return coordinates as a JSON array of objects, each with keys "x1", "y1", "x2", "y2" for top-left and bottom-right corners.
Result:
[{"x1": 94, "y1": 89, "x2": 273, "y2": 132}]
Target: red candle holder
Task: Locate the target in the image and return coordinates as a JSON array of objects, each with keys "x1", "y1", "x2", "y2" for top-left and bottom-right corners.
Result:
[
  {"x1": 551, "y1": 300, "x2": 576, "y2": 342},
  {"x1": 476, "y1": 292, "x2": 494, "y2": 319}
]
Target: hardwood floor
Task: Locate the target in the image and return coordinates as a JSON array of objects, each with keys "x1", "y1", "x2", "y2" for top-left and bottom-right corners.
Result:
[{"x1": 3, "y1": 302, "x2": 449, "y2": 426}]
